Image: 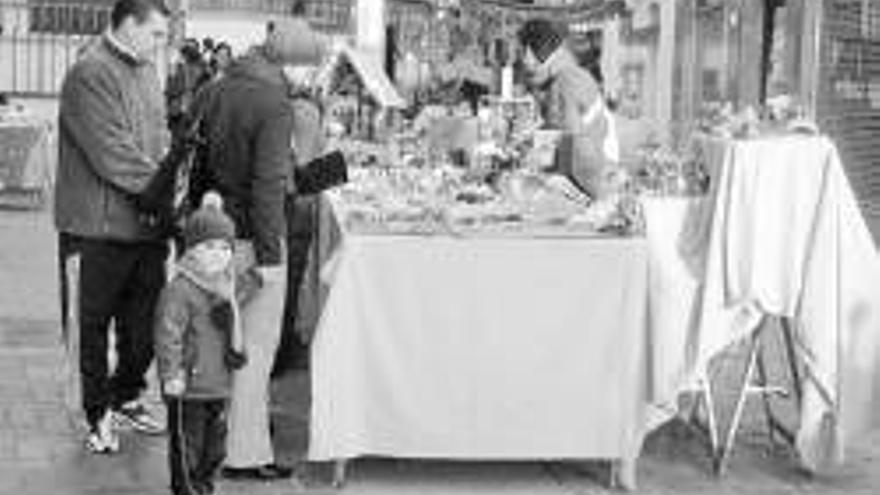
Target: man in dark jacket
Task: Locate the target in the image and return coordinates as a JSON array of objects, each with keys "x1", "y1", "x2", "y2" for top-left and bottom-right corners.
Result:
[
  {"x1": 55, "y1": 0, "x2": 170, "y2": 453},
  {"x1": 194, "y1": 17, "x2": 321, "y2": 480}
]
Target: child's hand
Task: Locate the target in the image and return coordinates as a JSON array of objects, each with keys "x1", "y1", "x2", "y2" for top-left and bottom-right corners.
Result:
[
  {"x1": 225, "y1": 348, "x2": 248, "y2": 370},
  {"x1": 164, "y1": 377, "x2": 186, "y2": 396}
]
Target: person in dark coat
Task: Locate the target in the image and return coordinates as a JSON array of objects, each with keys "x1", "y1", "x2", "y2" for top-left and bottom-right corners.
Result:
[
  {"x1": 194, "y1": 17, "x2": 320, "y2": 481},
  {"x1": 166, "y1": 38, "x2": 210, "y2": 137},
  {"x1": 208, "y1": 42, "x2": 233, "y2": 82}
]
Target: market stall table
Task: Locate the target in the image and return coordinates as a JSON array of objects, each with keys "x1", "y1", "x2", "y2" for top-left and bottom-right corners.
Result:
[
  {"x1": 300, "y1": 130, "x2": 880, "y2": 486},
  {"x1": 306, "y1": 193, "x2": 652, "y2": 490}
]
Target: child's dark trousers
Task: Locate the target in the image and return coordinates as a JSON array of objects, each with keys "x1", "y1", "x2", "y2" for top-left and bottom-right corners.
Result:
[{"x1": 166, "y1": 398, "x2": 227, "y2": 495}]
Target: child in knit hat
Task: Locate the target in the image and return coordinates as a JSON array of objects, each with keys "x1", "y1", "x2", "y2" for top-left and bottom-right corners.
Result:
[{"x1": 154, "y1": 191, "x2": 249, "y2": 495}]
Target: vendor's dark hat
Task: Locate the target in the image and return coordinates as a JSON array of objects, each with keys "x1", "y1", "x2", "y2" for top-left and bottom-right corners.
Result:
[{"x1": 517, "y1": 18, "x2": 566, "y2": 63}]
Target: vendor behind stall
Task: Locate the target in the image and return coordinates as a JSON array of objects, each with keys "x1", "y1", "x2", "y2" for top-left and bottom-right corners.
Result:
[{"x1": 517, "y1": 18, "x2": 618, "y2": 198}]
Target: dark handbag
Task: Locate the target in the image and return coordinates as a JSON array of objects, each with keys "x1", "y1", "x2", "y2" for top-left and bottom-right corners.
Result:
[
  {"x1": 293, "y1": 150, "x2": 348, "y2": 196},
  {"x1": 136, "y1": 116, "x2": 206, "y2": 235}
]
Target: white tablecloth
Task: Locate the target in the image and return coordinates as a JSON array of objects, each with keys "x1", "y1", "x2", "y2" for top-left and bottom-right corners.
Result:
[
  {"x1": 641, "y1": 196, "x2": 709, "y2": 420},
  {"x1": 307, "y1": 199, "x2": 652, "y2": 488},
  {"x1": 0, "y1": 118, "x2": 52, "y2": 192},
  {"x1": 643, "y1": 135, "x2": 880, "y2": 472}
]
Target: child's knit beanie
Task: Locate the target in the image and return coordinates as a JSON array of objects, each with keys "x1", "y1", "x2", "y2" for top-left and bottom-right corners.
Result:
[{"x1": 184, "y1": 191, "x2": 236, "y2": 249}]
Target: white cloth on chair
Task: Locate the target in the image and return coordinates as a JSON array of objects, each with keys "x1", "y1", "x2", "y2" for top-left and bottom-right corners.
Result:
[
  {"x1": 790, "y1": 139, "x2": 880, "y2": 470},
  {"x1": 694, "y1": 135, "x2": 880, "y2": 471},
  {"x1": 722, "y1": 137, "x2": 832, "y2": 315}
]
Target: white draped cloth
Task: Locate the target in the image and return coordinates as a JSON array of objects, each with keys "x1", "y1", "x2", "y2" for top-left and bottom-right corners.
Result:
[
  {"x1": 644, "y1": 135, "x2": 880, "y2": 472},
  {"x1": 307, "y1": 197, "x2": 652, "y2": 489},
  {"x1": 0, "y1": 118, "x2": 53, "y2": 191}
]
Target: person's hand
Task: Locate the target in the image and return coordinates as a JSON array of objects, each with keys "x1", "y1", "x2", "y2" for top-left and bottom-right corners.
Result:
[
  {"x1": 225, "y1": 348, "x2": 248, "y2": 370},
  {"x1": 163, "y1": 377, "x2": 185, "y2": 397}
]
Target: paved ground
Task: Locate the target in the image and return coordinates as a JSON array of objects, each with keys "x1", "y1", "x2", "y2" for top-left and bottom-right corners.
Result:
[
  {"x1": 0, "y1": 98, "x2": 878, "y2": 494},
  {"x1": 2, "y1": 190, "x2": 879, "y2": 495}
]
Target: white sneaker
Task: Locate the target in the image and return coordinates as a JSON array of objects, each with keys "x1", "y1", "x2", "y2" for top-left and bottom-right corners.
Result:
[
  {"x1": 85, "y1": 412, "x2": 119, "y2": 454},
  {"x1": 84, "y1": 431, "x2": 107, "y2": 454},
  {"x1": 113, "y1": 400, "x2": 165, "y2": 435},
  {"x1": 99, "y1": 411, "x2": 120, "y2": 452}
]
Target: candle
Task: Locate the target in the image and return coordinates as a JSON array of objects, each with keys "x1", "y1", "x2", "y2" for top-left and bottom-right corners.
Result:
[{"x1": 501, "y1": 65, "x2": 514, "y2": 100}]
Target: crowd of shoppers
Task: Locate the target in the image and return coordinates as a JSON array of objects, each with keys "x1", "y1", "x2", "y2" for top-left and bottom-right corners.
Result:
[
  {"x1": 55, "y1": 1, "x2": 327, "y2": 493},
  {"x1": 53, "y1": 2, "x2": 611, "y2": 493},
  {"x1": 166, "y1": 36, "x2": 233, "y2": 138}
]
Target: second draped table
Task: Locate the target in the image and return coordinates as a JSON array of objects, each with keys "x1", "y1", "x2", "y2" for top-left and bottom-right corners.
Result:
[{"x1": 643, "y1": 134, "x2": 880, "y2": 472}]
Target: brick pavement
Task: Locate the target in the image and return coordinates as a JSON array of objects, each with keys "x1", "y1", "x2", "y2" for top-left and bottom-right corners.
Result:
[{"x1": 2, "y1": 210, "x2": 879, "y2": 495}]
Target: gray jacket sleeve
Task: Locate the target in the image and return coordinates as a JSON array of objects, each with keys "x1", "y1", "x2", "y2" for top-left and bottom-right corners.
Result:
[
  {"x1": 59, "y1": 63, "x2": 159, "y2": 194},
  {"x1": 154, "y1": 283, "x2": 189, "y2": 385}
]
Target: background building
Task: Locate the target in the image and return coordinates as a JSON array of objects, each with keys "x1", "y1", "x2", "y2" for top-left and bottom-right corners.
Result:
[
  {"x1": 809, "y1": 0, "x2": 880, "y2": 221},
  {"x1": 0, "y1": 0, "x2": 354, "y2": 95},
  {"x1": 0, "y1": 0, "x2": 120, "y2": 95},
  {"x1": 0, "y1": 0, "x2": 877, "y2": 238},
  {"x1": 184, "y1": 0, "x2": 353, "y2": 54}
]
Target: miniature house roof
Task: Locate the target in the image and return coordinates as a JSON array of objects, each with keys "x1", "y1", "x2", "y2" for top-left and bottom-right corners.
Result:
[{"x1": 319, "y1": 46, "x2": 406, "y2": 109}]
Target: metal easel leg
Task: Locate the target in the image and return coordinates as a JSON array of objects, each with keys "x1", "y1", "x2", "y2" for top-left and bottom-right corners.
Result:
[
  {"x1": 779, "y1": 318, "x2": 803, "y2": 406},
  {"x1": 755, "y1": 342, "x2": 777, "y2": 448},
  {"x1": 607, "y1": 457, "x2": 637, "y2": 491},
  {"x1": 332, "y1": 459, "x2": 348, "y2": 489},
  {"x1": 702, "y1": 376, "x2": 720, "y2": 458},
  {"x1": 755, "y1": 346, "x2": 794, "y2": 445},
  {"x1": 688, "y1": 316, "x2": 801, "y2": 476},
  {"x1": 757, "y1": 323, "x2": 798, "y2": 448},
  {"x1": 714, "y1": 331, "x2": 761, "y2": 476},
  {"x1": 686, "y1": 373, "x2": 721, "y2": 462}
]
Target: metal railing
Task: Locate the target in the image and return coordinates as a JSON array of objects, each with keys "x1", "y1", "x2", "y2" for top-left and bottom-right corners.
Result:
[
  {"x1": 0, "y1": 1, "x2": 168, "y2": 96},
  {"x1": 189, "y1": 0, "x2": 352, "y2": 31},
  {"x1": 189, "y1": 0, "x2": 300, "y2": 13}
]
